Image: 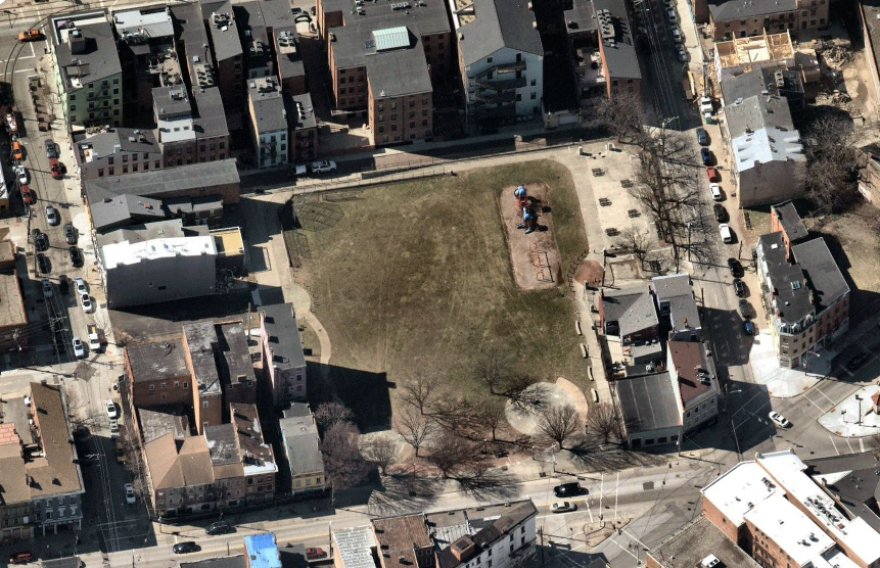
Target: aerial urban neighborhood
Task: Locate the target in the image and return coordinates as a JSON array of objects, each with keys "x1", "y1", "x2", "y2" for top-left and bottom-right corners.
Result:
[{"x1": 2, "y1": 0, "x2": 880, "y2": 566}]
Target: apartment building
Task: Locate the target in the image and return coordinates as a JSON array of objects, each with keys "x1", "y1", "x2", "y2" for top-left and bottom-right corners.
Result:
[
  {"x1": 594, "y1": 0, "x2": 641, "y2": 100},
  {"x1": 260, "y1": 303, "x2": 306, "y2": 405},
  {"x1": 235, "y1": 2, "x2": 274, "y2": 81},
  {"x1": 285, "y1": 93, "x2": 318, "y2": 163},
  {"x1": 454, "y1": 0, "x2": 544, "y2": 130},
  {"x1": 0, "y1": 268, "x2": 29, "y2": 353},
  {"x1": 275, "y1": 28, "x2": 306, "y2": 95},
  {"x1": 335, "y1": 501, "x2": 537, "y2": 568},
  {"x1": 694, "y1": 0, "x2": 829, "y2": 41},
  {"x1": 653, "y1": 274, "x2": 701, "y2": 341},
  {"x1": 755, "y1": 203, "x2": 849, "y2": 369},
  {"x1": 599, "y1": 285, "x2": 659, "y2": 345},
  {"x1": 51, "y1": 12, "x2": 124, "y2": 128},
  {"x1": 247, "y1": 78, "x2": 288, "y2": 168},
  {"x1": 701, "y1": 450, "x2": 880, "y2": 568},
  {"x1": 279, "y1": 404, "x2": 325, "y2": 497},
  {"x1": 74, "y1": 127, "x2": 162, "y2": 180},
  {"x1": 125, "y1": 338, "x2": 193, "y2": 409},
  {"x1": 204, "y1": 3, "x2": 245, "y2": 110}
]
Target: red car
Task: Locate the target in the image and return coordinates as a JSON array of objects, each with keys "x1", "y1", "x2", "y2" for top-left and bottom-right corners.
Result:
[
  {"x1": 305, "y1": 547, "x2": 326, "y2": 560},
  {"x1": 10, "y1": 551, "x2": 33, "y2": 564},
  {"x1": 49, "y1": 157, "x2": 63, "y2": 179},
  {"x1": 706, "y1": 167, "x2": 719, "y2": 182},
  {"x1": 20, "y1": 185, "x2": 35, "y2": 205}
]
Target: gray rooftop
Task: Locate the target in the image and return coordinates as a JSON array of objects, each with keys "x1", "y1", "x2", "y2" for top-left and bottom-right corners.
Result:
[
  {"x1": 183, "y1": 322, "x2": 222, "y2": 392},
  {"x1": 192, "y1": 86, "x2": 229, "y2": 140},
  {"x1": 75, "y1": 127, "x2": 159, "y2": 158},
  {"x1": 791, "y1": 238, "x2": 850, "y2": 314},
  {"x1": 138, "y1": 408, "x2": 190, "y2": 444},
  {"x1": 564, "y1": 0, "x2": 597, "y2": 35},
  {"x1": 154, "y1": 86, "x2": 192, "y2": 119},
  {"x1": 616, "y1": 372, "x2": 681, "y2": 433},
  {"x1": 286, "y1": 93, "x2": 317, "y2": 132},
  {"x1": 43, "y1": 558, "x2": 84, "y2": 568},
  {"x1": 725, "y1": 94, "x2": 795, "y2": 139},
  {"x1": 652, "y1": 274, "x2": 700, "y2": 332},
  {"x1": 333, "y1": 527, "x2": 376, "y2": 568},
  {"x1": 127, "y1": 339, "x2": 190, "y2": 383},
  {"x1": 261, "y1": 303, "x2": 306, "y2": 371},
  {"x1": 720, "y1": 67, "x2": 804, "y2": 106},
  {"x1": 863, "y1": 0, "x2": 880, "y2": 86},
  {"x1": 206, "y1": 2, "x2": 243, "y2": 62},
  {"x1": 594, "y1": 0, "x2": 642, "y2": 80},
  {"x1": 90, "y1": 194, "x2": 166, "y2": 232},
  {"x1": 216, "y1": 322, "x2": 256, "y2": 386},
  {"x1": 649, "y1": 516, "x2": 762, "y2": 568},
  {"x1": 55, "y1": 20, "x2": 123, "y2": 92},
  {"x1": 365, "y1": 40, "x2": 432, "y2": 98},
  {"x1": 181, "y1": 557, "x2": 246, "y2": 568},
  {"x1": 85, "y1": 159, "x2": 239, "y2": 202},
  {"x1": 278, "y1": 412, "x2": 324, "y2": 476},
  {"x1": 249, "y1": 79, "x2": 287, "y2": 134},
  {"x1": 204, "y1": 423, "x2": 240, "y2": 467},
  {"x1": 97, "y1": 219, "x2": 187, "y2": 247},
  {"x1": 708, "y1": 0, "x2": 797, "y2": 22},
  {"x1": 275, "y1": 28, "x2": 304, "y2": 80},
  {"x1": 112, "y1": 6, "x2": 174, "y2": 39},
  {"x1": 771, "y1": 201, "x2": 808, "y2": 244},
  {"x1": 758, "y1": 232, "x2": 813, "y2": 325},
  {"x1": 459, "y1": 0, "x2": 543, "y2": 67},
  {"x1": 732, "y1": 125, "x2": 806, "y2": 173},
  {"x1": 235, "y1": 2, "x2": 271, "y2": 71},
  {"x1": 602, "y1": 285, "x2": 658, "y2": 338},
  {"x1": 805, "y1": 452, "x2": 880, "y2": 533}
]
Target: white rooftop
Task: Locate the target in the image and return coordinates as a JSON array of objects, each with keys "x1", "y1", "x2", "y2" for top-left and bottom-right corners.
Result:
[
  {"x1": 701, "y1": 461, "x2": 781, "y2": 526},
  {"x1": 112, "y1": 6, "x2": 173, "y2": 39},
  {"x1": 157, "y1": 117, "x2": 196, "y2": 143},
  {"x1": 333, "y1": 526, "x2": 376, "y2": 568},
  {"x1": 745, "y1": 493, "x2": 835, "y2": 567},
  {"x1": 732, "y1": 126, "x2": 805, "y2": 172},
  {"x1": 101, "y1": 236, "x2": 216, "y2": 269},
  {"x1": 819, "y1": 548, "x2": 862, "y2": 568}
]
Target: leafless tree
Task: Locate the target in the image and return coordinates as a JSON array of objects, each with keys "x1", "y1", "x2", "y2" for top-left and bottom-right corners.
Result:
[
  {"x1": 426, "y1": 431, "x2": 479, "y2": 478},
  {"x1": 596, "y1": 92, "x2": 652, "y2": 149},
  {"x1": 321, "y1": 421, "x2": 369, "y2": 505},
  {"x1": 538, "y1": 404, "x2": 580, "y2": 449},
  {"x1": 399, "y1": 370, "x2": 437, "y2": 415},
  {"x1": 315, "y1": 402, "x2": 355, "y2": 435},
  {"x1": 616, "y1": 227, "x2": 650, "y2": 268},
  {"x1": 397, "y1": 405, "x2": 436, "y2": 457},
  {"x1": 587, "y1": 402, "x2": 624, "y2": 444},
  {"x1": 474, "y1": 399, "x2": 507, "y2": 442},
  {"x1": 499, "y1": 374, "x2": 539, "y2": 409},
  {"x1": 360, "y1": 436, "x2": 397, "y2": 476},
  {"x1": 475, "y1": 349, "x2": 513, "y2": 395},
  {"x1": 804, "y1": 113, "x2": 862, "y2": 213},
  {"x1": 431, "y1": 396, "x2": 477, "y2": 435}
]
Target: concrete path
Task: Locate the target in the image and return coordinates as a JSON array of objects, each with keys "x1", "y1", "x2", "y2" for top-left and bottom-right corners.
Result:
[{"x1": 818, "y1": 385, "x2": 880, "y2": 438}]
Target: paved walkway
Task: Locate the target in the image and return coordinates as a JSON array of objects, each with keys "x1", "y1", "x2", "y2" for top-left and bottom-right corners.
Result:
[
  {"x1": 818, "y1": 385, "x2": 880, "y2": 438},
  {"x1": 748, "y1": 328, "x2": 828, "y2": 397}
]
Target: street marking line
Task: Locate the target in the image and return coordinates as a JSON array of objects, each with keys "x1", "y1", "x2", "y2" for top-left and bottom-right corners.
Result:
[
  {"x1": 802, "y1": 394, "x2": 825, "y2": 412},
  {"x1": 829, "y1": 434, "x2": 840, "y2": 456},
  {"x1": 814, "y1": 388, "x2": 836, "y2": 405},
  {"x1": 860, "y1": 438, "x2": 866, "y2": 453},
  {"x1": 845, "y1": 438, "x2": 854, "y2": 454}
]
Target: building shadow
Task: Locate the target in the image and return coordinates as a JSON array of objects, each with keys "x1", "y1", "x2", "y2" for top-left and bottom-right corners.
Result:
[{"x1": 307, "y1": 361, "x2": 392, "y2": 431}]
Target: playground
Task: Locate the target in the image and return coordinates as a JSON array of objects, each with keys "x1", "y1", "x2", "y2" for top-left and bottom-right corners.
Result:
[
  {"x1": 291, "y1": 160, "x2": 590, "y2": 419},
  {"x1": 499, "y1": 183, "x2": 561, "y2": 290}
]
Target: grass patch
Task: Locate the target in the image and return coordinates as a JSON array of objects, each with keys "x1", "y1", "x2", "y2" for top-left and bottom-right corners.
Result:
[{"x1": 295, "y1": 160, "x2": 589, "y2": 426}]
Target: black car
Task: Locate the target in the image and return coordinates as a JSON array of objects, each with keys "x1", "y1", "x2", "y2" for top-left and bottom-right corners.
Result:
[
  {"x1": 738, "y1": 299, "x2": 751, "y2": 318},
  {"x1": 37, "y1": 253, "x2": 50, "y2": 274},
  {"x1": 727, "y1": 258, "x2": 743, "y2": 277},
  {"x1": 701, "y1": 147, "x2": 713, "y2": 166},
  {"x1": 68, "y1": 246, "x2": 83, "y2": 267},
  {"x1": 846, "y1": 353, "x2": 870, "y2": 372},
  {"x1": 553, "y1": 482, "x2": 585, "y2": 498},
  {"x1": 173, "y1": 542, "x2": 200, "y2": 554},
  {"x1": 58, "y1": 274, "x2": 69, "y2": 294},
  {"x1": 713, "y1": 204, "x2": 727, "y2": 222},
  {"x1": 64, "y1": 223, "x2": 77, "y2": 245},
  {"x1": 205, "y1": 520, "x2": 235, "y2": 535},
  {"x1": 696, "y1": 127, "x2": 708, "y2": 146},
  {"x1": 34, "y1": 232, "x2": 48, "y2": 252},
  {"x1": 733, "y1": 278, "x2": 745, "y2": 297},
  {"x1": 45, "y1": 139, "x2": 57, "y2": 159}
]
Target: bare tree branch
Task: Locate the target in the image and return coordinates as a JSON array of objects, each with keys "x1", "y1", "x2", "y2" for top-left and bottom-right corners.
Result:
[
  {"x1": 397, "y1": 405, "x2": 436, "y2": 457},
  {"x1": 360, "y1": 436, "x2": 397, "y2": 476},
  {"x1": 315, "y1": 402, "x2": 355, "y2": 435},
  {"x1": 498, "y1": 374, "x2": 539, "y2": 409},
  {"x1": 474, "y1": 399, "x2": 508, "y2": 442},
  {"x1": 321, "y1": 421, "x2": 369, "y2": 494},
  {"x1": 475, "y1": 349, "x2": 513, "y2": 395},
  {"x1": 538, "y1": 404, "x2": 580, "y2": 449},
  {"x1": 399, "y1": 370, "x2": 438, "y2": 415},
  {"x1": 586, "y1": 402, "x2": 624, "y2": 444},
  {"x1": 426, "y1": 431, "x2": 480, "y2": 478}
]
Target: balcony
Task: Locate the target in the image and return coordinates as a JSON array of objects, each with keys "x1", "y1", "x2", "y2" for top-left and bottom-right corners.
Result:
[
  {"x1": 473, "y1": 90, "x2": 517, "y2": 104},
  {"x1": 475, "y1": 61, "x2": 526, "y2": 81},
  {"x1": 474, "y1": 75, "x2": 526, "y2": 91}
]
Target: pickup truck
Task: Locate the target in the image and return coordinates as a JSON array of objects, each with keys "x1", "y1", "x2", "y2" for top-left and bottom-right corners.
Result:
[{"x1": 87, "y1": 324, "x2": 102, "y2": 352}]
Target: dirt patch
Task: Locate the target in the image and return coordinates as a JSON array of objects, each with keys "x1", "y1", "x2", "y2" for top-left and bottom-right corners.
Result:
[
  {"x1": 574, "y1": 259, "x2": 604, "y2": 287},
  {"x1": 498, "y1": 184, "x2": 561, "y2": 290}
]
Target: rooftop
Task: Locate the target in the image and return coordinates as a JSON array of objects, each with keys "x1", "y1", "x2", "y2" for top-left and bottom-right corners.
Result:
[
  {"x1": 206, "y1": 2, "x2": 243, "y2": 62},
  {"x1": 138, "y1": 408, "x2": 190, "y2": 444},
  {"x1": 248, "y1": 78, "x2": 287, "y2": 134},
  {"x1": 806, "y1": 452, "x2": 880, "y2": 533},
  {"x1": 745, "y1": 492, "x2": 836, "y2": 566},
  {"x1": 112, "y1": 6, "x2": 174, "y2": 40},
  {"x1": 371, "y1": 514, "x2": 432, "y2": 568},
  {"x1": 85, "y1": 159, "x2": 239, "y2": 202},
  {"x1": 29, "y1": 383, "x2": 84, "y2": 499},
  {"x1": 652, "y1": 274, "x2": 700, "y2": 332},
  {"x1": 720, "y1": 67, "x2": 805, "y2": 106},
  {"x1": 716, "y1": 32, "x2": 794, "y2": 69},
  {"x1": 668, "y1": 340, "x2": 717, "y2": 406},
  {"x1": 101, "y1": 235, "x2": 217, "y2": 270},
  {"x1": 53, "y1": 18, "x2": 123, "y2": 92},
  {"x1": 701, "y1": 460, "x2": 782, "y2": 526},
  {"x1": 191, "y1": 86, "x2": 229, "y2": 140},
  {"x1": 278, "y1": 411, "x2": 324, "y2": 477},
  {"x1": 180, "y1": 557, "x2": 246, "y2": 568},
  {"x1": 216, "y1": 322, "x2": 256, "y2": 386},
  {"x1": 231, "y1": 403, "x2": 277, "y2": 477},
  {"x1": 731, "y1": 125, "x2": 805, "y2": 173},
  {"x1": 96, "y1": 219, "x2": 188, "y2": 248},
  {"x1": 772, "y1": 201, "x2": 809, "y2": 244},
  {"x1": 126, "y1": 339, "x2": 189, "y2": 383},
  {"x1": 90, "y1": 194, "x2": 166, "y2": 233},
  {"x1": 0, "y1": 425, "x2": 28, "y2": 506},
  {"x1": 204, "y1": 424, "x2": 244, "y2": 479},
  {"x1": 75, "y1": 127, "x2": 159, "y2": 164},
  {"x1": 458, "y1": 0, "x2": 543, "y2": 67},
  {"x1": 144, "y1": 432, "x2": 213, "y2": 490},
  {"x1": 261, "y1": 303, "x2": 306, "y2": 371},
  {"x1": 791, "y1": 238, "x2": 850, "y2": 315},
  {"x1": 616, "y1": 372, "x2": 680, "y2": 433},
  {"x1": 332, "y1": 526, "x2": 376, "y2": 568},
  {"x1": 182, "y1": 322, "x2": 221, "y2": 391},
  {"x1": 602, "y1": 285, "x2": 658, "y2": 338},
  {"x1": 365, "y1": 39, "x2": 432, "y2": 98},
  {"x1": 563, "y1": 0, "x2": 597, "y2": 36},
  {"x1": 243, "y1": 534, "x2": 281, "y2": 568},
  {"x1": 757, "y1": 232, "x2": 813, "y2": 326},
  {"x1": 725, "y1": 94, "x2": 796, "y2": 139},
  {"x1": 275, "y1": 28, "x2": 304, "y2": 80},
  {"x1": 594, "y1": 0, "x2": 642, "y2": 80},
  {"x1": 0, "y1": 271, "x2": 27, "y2": 329},
  {"x1": 286, "y1": 93, "x2": 317, "y2": 132},
  {"x1": 709, "y1": 0, "x2": 797, "y2": 22},
  {"x1": 648, "y1": 516, "x2": 762, "y2": 568},
  {"x1": 432, "y1": 501, "x2": 538, "y2": 568}
]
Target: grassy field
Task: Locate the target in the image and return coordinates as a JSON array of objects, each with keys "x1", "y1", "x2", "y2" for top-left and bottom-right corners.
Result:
[{"x1": 295, "y1": 160, "x2": 589, "y2": 427}]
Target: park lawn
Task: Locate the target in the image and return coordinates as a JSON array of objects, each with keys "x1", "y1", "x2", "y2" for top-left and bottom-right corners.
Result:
[{"x1": 297, "y1": 160, "x2": 589, "y2": 427}]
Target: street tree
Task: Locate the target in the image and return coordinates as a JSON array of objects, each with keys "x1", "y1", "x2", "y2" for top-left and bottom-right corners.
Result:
[
  {"x1": 400, "y1": 370, "x2": 437, "y2": 415},
  {"x1": 315, "y1": 402, "x2": 355, "y2": 435},
  {"x1": 474, "y1": 399, "x2": 508, "y2": 442},
  {"x1": 538, "y1": 404, "x2": 580, "y2": 449},
  {"x1": 475, "y1": 349, "x2": 513, "y2": 395},
  {"x1": 397, "y1": 405, "x2": 436, "y2": 457},
  {"x1": 321, "y1": 421, "x2": 369, "y2": 505},
  {"x1": 499, "y1": 374, "x2": 539, "y2": 409},
  {"x1": 360, "y1": 435, "x2": 397, "y2": 476},
  {"x1": 587, "y1": 402, "x2": 624, "y2": 444},
  {"x1": 616, "y1": 227, "x2": 650, "y2": 268},
  {"x1": 426, "y1": 431, "x2": 479, "y2": 478}
]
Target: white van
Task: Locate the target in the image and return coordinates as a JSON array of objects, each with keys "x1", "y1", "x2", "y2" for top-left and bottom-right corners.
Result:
[{"x1": 719, "y1": 224, "x2": 733, "y2": 244}]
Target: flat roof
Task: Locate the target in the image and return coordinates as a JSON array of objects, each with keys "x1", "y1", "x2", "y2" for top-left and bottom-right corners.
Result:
[
  {"x1": 772, "y1": 201, "x2": 808, "y2": 243},
  {"x1": 649, "y1": 516, "x2": 762, "y2": 568},
  {"x1": 616, "y1": 372, "x2": 681, "y2": 433},
  {"x1": 709, "y1": 0, "x2": 797, "y2": 22},
  {"x1": 745, "y1": 492, "x2": 835, "y2": 566},
  {"x1": 333, "y1": 526, "x2": 376, "y2": 568},
  {"x1": 261, "y1": 303, "x2": 305, "y2": 371},
  {"x1": 701, "y1": 461, "x2": 781, "y2": 526},
  {"x1": 249, "y1": 78, "x2": 287, "y2": 134},
  {"x1": 0, "y1": 272, "x2": 26, "y2": 329},
  {"x1": 29, "y1": 383, "x2": 84, "y2": 499},
  {"x1": 90, "y1": 194, "x2": 166, "y2": 232},
  {"x1": 276, "y1": 29, "x2": 304, "y2": 80},
  {"x1": 206, "y1": 2, "x2": 242, "y2": 62},
  {"x1": 232, "y1": 403, "x2": 277, "y2": 477},
  {"x1": 183, "y1": 322, "x2": 221, "y2": 391},
  {"x1": 126, "y1": 339, "x2": 189, "y2": 383},
  {"x1": 279, "y1": 413, "x2": 323, "y2": 477},
  {"x1": 594, "y1": 0, "x2": 642, "y2": 80},
  {"x1": 652, "y1": 274, "x2": 700, "y2": 331},
  {"x1": 54, "y1": 19, "x2": 123, "y2": 92},
  {"x1": 243, "y1": 534, "x2": 281, "y2": 568},
  {"x1": 102, "y1": 235, "x2": 217, "y2": 270},
  {"x1": 806, "y1": 452, "x2": 880, "y2": 533},
  {"x1": 725, "y1": 95, "x2": 795, "y2": 139},
  {"x1": 112, "y1": 5, "x2": 174, "y2": 39},
  {"x1": 366, "y1": 40, "x2": 432, "y2": 98},
  {"x1": 286, "y1": 93, "x2": 317, "y2": 131},
  {"x1": 85, "y1": 159, "x2": 239, "y2": 202},
  {"x1": 669, "y1": 340, "x2": 717, "y2": 405},
  {"x1": 138, "y1": 408, "x2": 190, "y2": 444}
]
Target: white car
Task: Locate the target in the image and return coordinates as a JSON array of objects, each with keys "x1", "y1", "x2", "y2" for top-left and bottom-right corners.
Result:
[
  {"x1": 769, "y1": 411, "x2": 792, "y2": 429},
  {"x1": 42, "y1": 278, "x2": 52, "y2": 298},
  {"x1": 310, "y1": 159, "x2": 337, "y2": 174},
  {"x1": 124, "y1": 483, "x2": 136, "y2": 505},
  {"x1": 72, "y1": 337, "x2": 85, "y2": 358},
  {"x1": 75, "y1": 277, "x2": 87, "y2": 296},
  {"x1": 666, "y1": 7, "x2": 677, "y2": 21},
  {"x1": 710, "y1": 184, "x2": 723, "y2": 201},
  {"x1": 106, "y1": 399, "x2": 118, "y2": 420},
  {"x1": 15, "y1": 166, "x2": 27, "y2": 185},
  {"x1": 551, "y1": 501, "x2": 577, "y2": 513},
  {"x1": 109, "y1": 418, "x2": 119, "y2": 435},
  {"x1": 81, "y1": 293, "x2": 93, "y2": 313}
]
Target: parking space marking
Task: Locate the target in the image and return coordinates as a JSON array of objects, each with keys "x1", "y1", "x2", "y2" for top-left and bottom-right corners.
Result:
[
  {"x1": 860, "y1": 438, "x2": 866, "y2": 453},
  {"x1": 829, "y1": 434, "x2": 840, "y2": 456}
]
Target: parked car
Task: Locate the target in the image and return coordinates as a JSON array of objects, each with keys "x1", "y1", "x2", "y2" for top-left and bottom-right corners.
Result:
[
  {"x1": 72, "y1": 337, "x2": 85, "y2": 358},
  {"x1": 34, "y1": 230, "x2": 48, "y2": 251},
  {"x1": 42, "y1": 278, "x2": 52, "y2": 298},
  {"x1": 45, "y1": 139, "x2": 57, "y2": 159},
  {"x1": 553, "y1": 482, "x2": 585, "y2": 497},
  {"x1": 15, "y1": 166, "x2": 27, "y2": 185},
  {"x1": 69, "y1": 246, "x2": 83, "y2": 267},
  {"x1": 109, "y1": 418, "x2": 119, "y2": 435},
  {"x1": 58, "y1": 274, "x2": 69, "y2": 295},
  {"x1": 675, "y1": 45, "x2": 688, "y2": 62},
  {"x1": 710, "y1": 183, "x2": 723, "y2": 201},
  {"x1": 846, "y1": 353, "x2": 870, "y2": 371},
  {"x1": 769, "y1": 411, "x2": 792, "y2": 428},
  {"x1": 713, "y1": 204, "x2": 727, "y2": 222},
  {"x1": 81, "y1": 293, "x2": 93, "y2": 313},
  {"x1": 124, "y1": 483, "x2": 136, "y2": 505},
  {"x1": 719, "y1": 224, "x2": 733, "y2": 244},
  {"x1": 701, "y1": 147, "x2": 713, "y2": 166},
  {"x1": 18, "y1": 28, "x2": 42, "y2": 42},
  {"x1": 305, "y1": 547, "x2": 327, "y2": 560},
  {"x1": 51, "y1": 159, "x2": 63, "y2": 180},
  {"x1": 551, "y1": 501, "x2": 577, "y2": 513},
  {"x1": 696, "y1": 127, "x2": 709, "y2": 146},
  {"x1": 64, "y1": 224, "x2": 77, "y2": 245},
  {"x1": 9, "y1": 551, "x2": 33, "y2": 565},
  {"x1": 21, "y1": 185, "x2": 35, "y2": 205},
  {"x1": 206, "y1": 520, "x2": 235, "y2": 535},
  {"x1": 706, "y1": 167, "x2": 719, "y2": 182},
  {"x1": 743, "y1": 320, "x2": 755, "y2": 335},
  {"x1": 115, "y1": 438, "x2": 126, "y2": 463},
  {"x1": 665, "y1": 7, "x2": 677, "y2": 21},
  {"x1": 37, "y1": 253, "x2": 50, "y2": 274},
  {"x1": 738, "y1": 299, "x2": 751, "y2": 318},
  {"x1": 173, "y1": 542, "x2": 200, "y2": 554},
  {"x1": 75, "y1": 277, "x2": 87, "y2": 296},
  {"x1": 671, "y1": 26, "x2": 682, "y2": 43},
  {"x1": 733, "y1": 278, "x2": 745, "y2": 297},
  {"x1": 727, "y1": 258, "x2": 743, "y2": 277},
  {"x1": 310, "y1": 159, "x2": 337, "y2": 174},
  {"x1": 45, "y1": 205, "x2": 59, "y2": 226},
  {"x1": 106, "y1": 399, "x2": 118, "y2": 419},
  {"x1": 699, "y1": 96, "x2": 714, "y2": 114}
]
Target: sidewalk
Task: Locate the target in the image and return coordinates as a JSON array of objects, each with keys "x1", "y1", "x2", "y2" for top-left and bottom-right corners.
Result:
[{"x1": 818, "y1": 385, "x2": 880, "y2": 438}]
